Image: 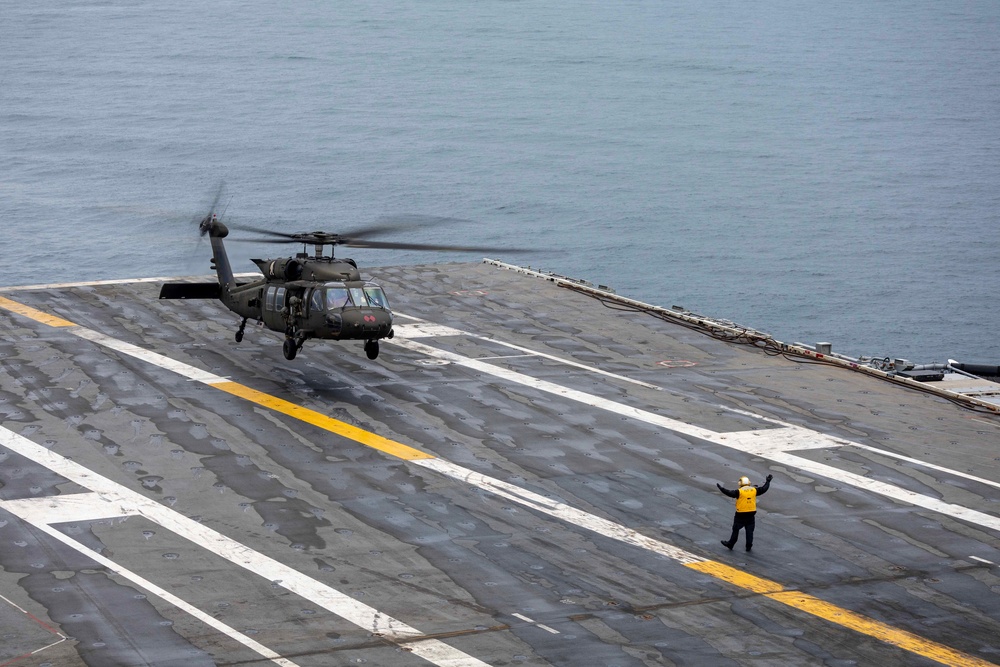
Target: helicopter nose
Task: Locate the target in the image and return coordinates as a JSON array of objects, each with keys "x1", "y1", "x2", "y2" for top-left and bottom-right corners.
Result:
[{"x1": 341, "y1": 309, "x2": 392, "y2": 337}]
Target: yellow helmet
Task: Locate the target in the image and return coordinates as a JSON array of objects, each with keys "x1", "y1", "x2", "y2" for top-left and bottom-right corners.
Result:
[{"x1": 738, "y1": 476, "x2": 751, "y2": 487}]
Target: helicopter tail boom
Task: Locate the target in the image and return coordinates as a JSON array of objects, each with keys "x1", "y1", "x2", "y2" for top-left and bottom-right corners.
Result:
[{"x1": 201, "y1": 215, "x2": 236, "y2": 287}]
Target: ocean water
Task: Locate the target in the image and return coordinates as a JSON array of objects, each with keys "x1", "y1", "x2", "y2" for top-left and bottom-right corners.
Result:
[{"x1": 3, "y1": 0, "x2": 998, "y2": 363}]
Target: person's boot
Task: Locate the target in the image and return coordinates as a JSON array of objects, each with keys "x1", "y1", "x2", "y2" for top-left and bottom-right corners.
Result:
[
  {"x1": 721, "y1": 540, "x2": 734, "y2": 550},
  {"x1": 745, "y1": 544, "x2": 752, "y2": 552}
]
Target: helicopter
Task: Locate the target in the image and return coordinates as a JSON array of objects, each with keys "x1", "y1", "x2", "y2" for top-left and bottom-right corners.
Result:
[{"x1": 159, "y1": 195, "x2": 525, "y2": 361}]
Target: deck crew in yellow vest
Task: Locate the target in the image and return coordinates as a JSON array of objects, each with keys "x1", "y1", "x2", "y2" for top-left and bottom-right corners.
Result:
[{"x1": 717, "y1": 473, "x2": 772, "y2": 552}]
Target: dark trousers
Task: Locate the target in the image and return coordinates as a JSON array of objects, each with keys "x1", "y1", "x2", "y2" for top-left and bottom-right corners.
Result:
[{"x1": 726, "y1": 511, "x2": 756, "y2": 548}]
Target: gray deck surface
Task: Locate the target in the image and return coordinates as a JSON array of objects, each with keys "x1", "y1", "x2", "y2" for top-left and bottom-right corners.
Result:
[{"x1": 1, "y1": 261, "x2": 998, "y2": 667}]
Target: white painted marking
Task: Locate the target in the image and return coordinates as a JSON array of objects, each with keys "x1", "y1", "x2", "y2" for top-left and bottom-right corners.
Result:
[
  {"x1": 0, "y1": 592, "x2": 35, "y2": 616},
  {"x1": 71, "y1": 328, "x2": 229, "y2": 385},
  {"x1": 9, "y1": 303, "x2": 999, "y2": 624},
  {"x1": 46, "y1": 314, "x2": 1000, "y2": 541},
  {"x1": 852, "y1": 444, "x2": 1000, "y2": 491},
  {"x1": 0, "y1": 591, "x2": 70, "y2": 658},
  {"x1": 475, "y1": 354, "x2": 535, "y2": 361},
  {"x1": 469, "y1": 335, "x2": 663, "y2": 391},
  {"x1": 29, "y1": 635, "x2": 70, "y2": 656},
  {"x1": 401, "y1": 335, "x2": 764, "y2": 449},
  {"x1": 715, "y1": 425, "x2": 844, "y2": 454},
  {"x1": 393, "y1": 322, "x2": 468, "y2": 338},
  {"x1": 391, "y1": 337, "x2": 824, "y2": 448},
  {"x1": 413, "y1": 458, "x2": 704, "y2": 565},
  {"x1": 968, "y1": 556, "x2": 995, "y2": 566},
  {"x1": 0, "y1": 273, "x2": 261, "y2": 293},
  {"x1": 394, "y1": 315, "x2": 663, "y2": 390},
  {"x1": 763, "y1": 451, "x2": 1000, "y2": 532},
  {"x1": 0, "y1": 427, "x2": 492, "y2": 667},
  {"x1": 12, "y1": 515, "x2": 301, "y2": 667},
  {"x1": 390, "y1": 337, "x2": 1000, "y2": 535},
  {"x1": 511, "y1": 612, "x2": 560, "y2": 635},
  {"x1": 1, "y1": 492, "x2": 128, "y2": 524}
]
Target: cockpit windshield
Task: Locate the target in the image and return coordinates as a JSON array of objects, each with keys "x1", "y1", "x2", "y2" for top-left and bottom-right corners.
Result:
[
  {"x1": 311, "y1": 282, "x2": 389, "y2": 312},
  {"x1": 348, "y1": 287, "x2": 367, "y2": 307},
  {"x1": 325, "y1": 286, "x2": 350, "y2": 310},
  {"x1": 363, "y1": 285, "x2": 389, "y2": 309}
]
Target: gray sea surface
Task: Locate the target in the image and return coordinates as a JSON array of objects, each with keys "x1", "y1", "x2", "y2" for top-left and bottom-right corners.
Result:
[{"x1": 3, "y1": 0, "x2": 998, "y2": 363}]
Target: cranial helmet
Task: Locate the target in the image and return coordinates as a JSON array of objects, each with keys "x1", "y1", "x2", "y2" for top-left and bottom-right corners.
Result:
[{"x1": 738, "y1": 476, "x2": 751, "y2": 487}]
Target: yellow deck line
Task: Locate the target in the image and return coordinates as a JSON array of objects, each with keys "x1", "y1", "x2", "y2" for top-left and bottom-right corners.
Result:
[
  {"x1": 766, "y1": 590, "x2": 994, "y2": 666},
  {"x1": 0, "y1": 296, "x2": 77, "y2": 328},
  {"x1": 686, "y1": 561, "x2": 995, "y2": 666},
  {"x1": 0, "y1": 294, "x2": 994, "y2": 667},
  {"x1": 209, "y1": 381, "x2": 433, "y2": 461}
]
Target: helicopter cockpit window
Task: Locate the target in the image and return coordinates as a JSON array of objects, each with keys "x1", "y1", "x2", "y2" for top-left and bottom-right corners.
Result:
[
  {"x1": 310, "y1": 289, "x2": 324, "y2": 313},
  {"x1": 363, "y1": 286, "x2": 389, "y2": 310},
  {"x1": 325, "y1": 287, "x2": 350, "y2": 310},
  {"x1": 348, "y1": 287, "x2": 368, "y2": 307},
  {"x1": 265, "y1": 287, "x2": 276, "y2": 311}
]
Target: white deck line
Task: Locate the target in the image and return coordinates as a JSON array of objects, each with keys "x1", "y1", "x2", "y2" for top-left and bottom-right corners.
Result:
[
  {"x1": 0, "y1": 427, "x2": 491, "y2": 667},
  {"x1": 413, "y1": 457, "x2": 704, "y2": 565},
  {"x1": 53, "y1": 315, "x2": 1000, "y2": 536},
  {"x1": 851, "y1": 443, "x2": 1000, "y2": 491},
  {"x1": 0, "y1": 273, "x2": 262, "y2": 293},
  {"x1": 388, "y1": 336, "x2": 1000, "y2": 534},
  {"x1": 3, "y1": 293, "x2": 998, "y2": 665},
  {"x1": 0, "y1": 481, "x2": 299, "y2": 667},
  {"x1": 393, "y1": 320, "x2": 663, "y2": 390}
]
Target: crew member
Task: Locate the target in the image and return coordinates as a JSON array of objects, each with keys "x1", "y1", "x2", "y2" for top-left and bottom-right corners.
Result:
[{"x1": 717, "y1": 473, "x2": 772, "y2": 552}]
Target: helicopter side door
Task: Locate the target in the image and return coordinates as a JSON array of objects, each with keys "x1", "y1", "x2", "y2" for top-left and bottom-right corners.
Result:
[{"x1": 261, "y1": 285, "x2": 287, "y2": 332}]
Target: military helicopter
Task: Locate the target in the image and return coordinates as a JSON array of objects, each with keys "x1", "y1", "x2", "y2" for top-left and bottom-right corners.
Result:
[{"x1": 159, "y1": 194, "x2": 524, "y2": 361}]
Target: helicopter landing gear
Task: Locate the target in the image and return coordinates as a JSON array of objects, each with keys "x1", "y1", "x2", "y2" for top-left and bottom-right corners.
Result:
[
  {"x1": 282, "y1": 337, "x2": 299, "y2": 360},
  {"x1": 364, "y1": 339, "x2": 380, "y2": 360},
  {"x1": 283, "y1": 326, "x2": 306, "y2": 361},
  {"x1": 235, "y1": 318, "x2": 248, "y2": 343}
]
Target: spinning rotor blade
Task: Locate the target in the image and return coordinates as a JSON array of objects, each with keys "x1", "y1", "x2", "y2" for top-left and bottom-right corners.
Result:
[
  {"x1": 355, "y1": 214, "x2": 476, "y2": 239},
  {"x1": 224, "y1": 214, "x2": 535, "y2": 254},
  {"x1": 228, "y1": 215, "x2": 477, "y2": 243},
  {"x1": 225, "y1": 222, "x2": 301, "y2": 239},
  {"x1": 339, "y1": 238, "x2": 534, "y2": 253},
  {"x1": 195, "y1": 181, "x2": 227, "y2": 236},
  {"x1": 230, "y1": 235, "x2": 534, "y2": 254}
]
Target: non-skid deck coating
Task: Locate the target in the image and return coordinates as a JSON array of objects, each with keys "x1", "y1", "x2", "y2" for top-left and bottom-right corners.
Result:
[{"x1": 0, "y1": 261, "x2": 998, "y2": 667}]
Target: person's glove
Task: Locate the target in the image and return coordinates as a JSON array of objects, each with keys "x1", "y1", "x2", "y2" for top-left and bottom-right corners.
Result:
[
  {"x1": 716, "y1": 482, "x2": 724, "y2": 490},
  {"x1": 766, "y1": 474, "x2": 773, "y2": 481}
]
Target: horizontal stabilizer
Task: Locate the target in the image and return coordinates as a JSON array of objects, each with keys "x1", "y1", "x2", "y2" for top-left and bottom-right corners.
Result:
[{"x1": 159, "y1": 282, "x2": 221, "y2": 300}]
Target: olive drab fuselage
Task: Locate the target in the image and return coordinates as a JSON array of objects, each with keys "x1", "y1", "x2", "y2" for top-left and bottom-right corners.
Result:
[
  {"x1": 159, "y1": 216, "x2": 394, "y2": 361},
  {"x1": 223, "y1": 257, "x2": 393, "y2": 344}
]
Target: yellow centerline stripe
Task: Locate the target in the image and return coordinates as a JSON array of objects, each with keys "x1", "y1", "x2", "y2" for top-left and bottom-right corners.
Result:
[
  {"x1": 210, "y1": 381, "x2": 434, "y2": 461},
  {"x1": 766, "y1": 590, "x2": 993, "y2": 666},
  {"x1": 686, "y1": 560, "x2": 784, "y2": 594},
  {"x1": 0, "y1": 294, "x2": 993, "y2": 667},
  {"x1": 687, "y1": 561, "x2": 994, "y2": 667},
  {"x1": 0, "y1": 296, "x2": 77, "y2": 328}
]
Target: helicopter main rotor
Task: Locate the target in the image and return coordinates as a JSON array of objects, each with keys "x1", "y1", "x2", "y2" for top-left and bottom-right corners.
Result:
[{"x1": 227, "y1": 220, "x2": 533, "y2": 258}]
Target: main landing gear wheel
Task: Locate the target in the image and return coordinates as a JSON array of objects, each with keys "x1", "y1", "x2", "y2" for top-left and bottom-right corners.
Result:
[
  {"x1": 283, "y1": 338, "x2": 298, "y2": 360},
  {"x1": 364, "y1": 340, "x2": 379, "y2": 360},
  {"x1": 235, "y1": 318, "x2": 248, "y2": 343}
]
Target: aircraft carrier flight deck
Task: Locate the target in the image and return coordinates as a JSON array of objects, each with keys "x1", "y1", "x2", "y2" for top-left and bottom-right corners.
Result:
[{"x1": 1, "y1": 260, "x2": 998, "y2": 666}]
